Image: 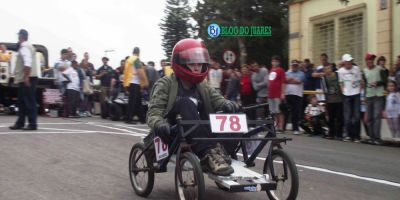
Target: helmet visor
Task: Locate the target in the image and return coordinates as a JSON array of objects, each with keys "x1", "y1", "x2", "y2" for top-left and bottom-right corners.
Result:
[{"x1": 177, "y1": 47, "x2": 210, "y2": 65}]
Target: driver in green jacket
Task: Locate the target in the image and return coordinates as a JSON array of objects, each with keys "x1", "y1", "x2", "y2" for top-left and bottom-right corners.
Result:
[{"x1": 146, "y1": 38, "x2": 239, "y2": 176}]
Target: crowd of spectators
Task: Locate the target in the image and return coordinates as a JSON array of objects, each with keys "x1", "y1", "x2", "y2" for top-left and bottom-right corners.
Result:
[{"x1": 208, "y1": 53, "x2": 400, "y2": 144}]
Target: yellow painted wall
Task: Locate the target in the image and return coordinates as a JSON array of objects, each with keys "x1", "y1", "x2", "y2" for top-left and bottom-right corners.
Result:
[
  {"x1": 295, "y1": 0, "x2": 377, "y2": 64},
  {"x1": 393, "y1": 0, "x2": 400, "y2": 61}
]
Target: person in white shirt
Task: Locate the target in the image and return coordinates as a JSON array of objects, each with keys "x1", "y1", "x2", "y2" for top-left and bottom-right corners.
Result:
[
  {"x1": 62, "y1": 61, "x2": 81, "y2": 118},
  {"x1": 208, "y1": 58, "x2": 223, "y2": 92},
  {"x1": 337, "y1": 54, "x2": 362, "y2": 142},
  {"x1": 9, "y1": 29, "x2": 39, "y2": 131},
  {"x1": 54, "y1": 49, "x2": 71, "y2": 94}
]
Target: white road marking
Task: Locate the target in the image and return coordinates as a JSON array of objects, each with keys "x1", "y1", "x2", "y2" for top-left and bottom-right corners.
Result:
[
  {"x1": 40, "y1": 127, "x2": 94, "y2": 132},
  {"x1": 113, "y1": 124, "x2": 149, "y2": 132},
  {"x1": 0, "y1": 122, "x2": 84, "y2": 125},
  {"x1": 236, "y1": 153, "x2": 400, "y2": 188},
  {"x1": 88, "y1": 123, "x2": 147, "y2": 137},
  {"x1": 90, "y1": 123, "x2": 135, "y2": 133},
  {"x1": 0, "y1": 130, "x2": 145, "y2": 137}
]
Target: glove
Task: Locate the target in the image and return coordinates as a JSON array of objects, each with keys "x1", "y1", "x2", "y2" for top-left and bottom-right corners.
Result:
[
  {"x1": 222, "y1": 101, "x2": 240, "y2": 113},
  {"x1": 154, "y1": 121, "x2": 171, "y2": 144}
]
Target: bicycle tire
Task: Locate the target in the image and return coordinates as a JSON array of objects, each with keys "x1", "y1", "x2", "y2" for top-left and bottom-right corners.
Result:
[
  {"x1": 129, "y1": 143, "x2": 155, "y2": 197},
  {"x1": 264, "y1": 149, "x2": 299, "y2": 200},
  {"x1": 175, "y1": 152, "x2": 205, "y2": 200}
]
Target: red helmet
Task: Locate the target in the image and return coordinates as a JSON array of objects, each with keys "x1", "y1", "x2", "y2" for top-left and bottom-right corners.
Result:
[{"x1": 171, "y1": 38, "x2": 210, "y2": 84}]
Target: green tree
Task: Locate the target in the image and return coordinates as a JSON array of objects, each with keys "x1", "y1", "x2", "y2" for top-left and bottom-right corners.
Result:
[
  {"x1": 192, "y1": 0, "x2": 288, "y2": 68},
  {"x1": 160, "y1": 0, "x2": 192, "y2": 60}
]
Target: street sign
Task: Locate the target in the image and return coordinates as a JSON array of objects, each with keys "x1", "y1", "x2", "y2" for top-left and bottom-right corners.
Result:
[{"x1": 223, "y1": 50, "x2": 236, "y2": 64}]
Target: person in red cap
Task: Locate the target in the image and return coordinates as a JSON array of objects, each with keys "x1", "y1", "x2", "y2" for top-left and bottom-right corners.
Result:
[
  {"x1": 145, "y1": 38, "x2": 240, "y2": 176},
  {"x1": 362, "y1": 53, "x2": 386, "y2": 145}
]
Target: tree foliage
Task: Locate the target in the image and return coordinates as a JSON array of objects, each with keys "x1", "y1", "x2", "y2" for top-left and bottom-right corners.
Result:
[{"x1": 160, "y1": 0, "x2": 191, "y2": 60}]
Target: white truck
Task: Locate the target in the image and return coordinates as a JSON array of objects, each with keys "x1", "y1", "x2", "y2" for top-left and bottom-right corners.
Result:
[{"x1": 0, "y1": 43, "x2": 58, "y2": 114}]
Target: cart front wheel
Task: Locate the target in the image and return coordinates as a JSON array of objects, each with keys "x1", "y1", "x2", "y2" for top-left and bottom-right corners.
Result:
[
  {"x1": 264, "y1": 149, "x2": 299, "y2": 200},
  {"x1": 129, "y1": 143, "x2": 155, "y2": 197},
  {"x1": 175, "y1": 152, "x2": 205, "y2": 200}
]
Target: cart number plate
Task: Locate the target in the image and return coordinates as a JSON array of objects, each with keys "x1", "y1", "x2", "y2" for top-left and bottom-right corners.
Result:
[
  {"x1": 209, "y1": 114, "x2": 248, "y2": 133},
  {"x1": 154, "y1": 137, "x2": 169, "y2": 161}
]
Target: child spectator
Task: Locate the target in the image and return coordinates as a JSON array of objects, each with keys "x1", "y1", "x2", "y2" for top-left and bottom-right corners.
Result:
[
  {"x1": 383, "y1": 81, "x2": 400, "y2": 139},
  {"x1": 300, "y1": 95, "x2": 325, "y2": 136}
]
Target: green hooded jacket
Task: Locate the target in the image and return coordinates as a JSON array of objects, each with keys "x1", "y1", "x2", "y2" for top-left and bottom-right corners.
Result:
[{"x1": 146, "y1": 74, "x2": 228, "y2": 131}]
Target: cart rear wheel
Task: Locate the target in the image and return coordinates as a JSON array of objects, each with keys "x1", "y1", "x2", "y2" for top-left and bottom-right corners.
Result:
[
  {"x1": 175, "y1": 152, "x2": 205, "y2": 200},
  {"x1": 129, "y1": 143, "x2": 154, "y2": 197},
  {"x1": 264, "y1": 149, "x2": 299, "y2": 200}
]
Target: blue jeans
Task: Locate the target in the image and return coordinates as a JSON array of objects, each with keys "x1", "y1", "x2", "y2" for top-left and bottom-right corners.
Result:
[
  {"x1": 15, "y1": 78, "x2": 38, "y2": 128},
  {"x1": 343, "y1": 94, "x2": 361, "y2": 140},
  {"x1": 166, "y1": 97, "x2": 216, "y2": 157},
  {"x1": 366, "y1": 96, "x2": 384, "y2": 141}
]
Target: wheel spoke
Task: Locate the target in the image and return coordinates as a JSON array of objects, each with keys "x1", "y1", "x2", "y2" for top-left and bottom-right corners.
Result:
[{"x1": 131, "y1": 148, "x2": 149, "y2": 192}]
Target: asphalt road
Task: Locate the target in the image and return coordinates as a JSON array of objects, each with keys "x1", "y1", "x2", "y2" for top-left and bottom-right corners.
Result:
[{"x1": 0, "y1": 115, "x2": 399, "y2": 200}]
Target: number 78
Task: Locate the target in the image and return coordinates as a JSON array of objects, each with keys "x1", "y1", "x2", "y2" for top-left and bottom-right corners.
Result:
[{"x1": 216, "y1": 115, "x2": 241, "y2": 132}]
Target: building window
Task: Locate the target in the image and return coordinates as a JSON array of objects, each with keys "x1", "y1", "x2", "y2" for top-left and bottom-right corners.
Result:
[
  {"x1": 312, "y1": 20, "x2": 335, "y2": 65},
  {"x1": 338, "y1": 13, "x2": 364, "y2": 65},
  {"x1": 312, "y1": 12, "x2": 364, "y2": 66}
]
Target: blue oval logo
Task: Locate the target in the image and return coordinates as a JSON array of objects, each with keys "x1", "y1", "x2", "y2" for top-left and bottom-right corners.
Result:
[{"x1": 208, "y1": 23, "x2": 220, "y2": 38}]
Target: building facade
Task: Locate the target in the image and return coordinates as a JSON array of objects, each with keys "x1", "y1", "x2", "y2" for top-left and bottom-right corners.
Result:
[{"x1": 289, "y1": 0, "x2": 400, "y2": 68}]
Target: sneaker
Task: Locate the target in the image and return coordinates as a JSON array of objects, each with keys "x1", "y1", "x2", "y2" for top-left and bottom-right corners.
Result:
[
  {"x1": 373, "y1": 140, "x2": 382, "y2": 145},
  {"x1": 23, "y1": 126, "x2": 37, "y2": 131},
  {"x1": 215, "y1": 143, "x2": 232, "y2": 165},
  {"x1": 293, "y1": 131, "x2": 300, "y2": 135},
  {"x1": 353, "y1": 139, "x2": 361, "y2": 143},
  {"x1": 85, "y1": 111, "x2": 92, "y2": 117},
  {"x1": 276, "y1": 129, "x2": 283, "y2": 134},
  {"x1": 343, "y1": 137, "x2": 351, "y2": 142},
  {"x1": 201, "y1": 148, "x2": 234, "y2": 176},
  {"x1": 9, "y1": 125, "x2": 24, "y2": 130}
]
